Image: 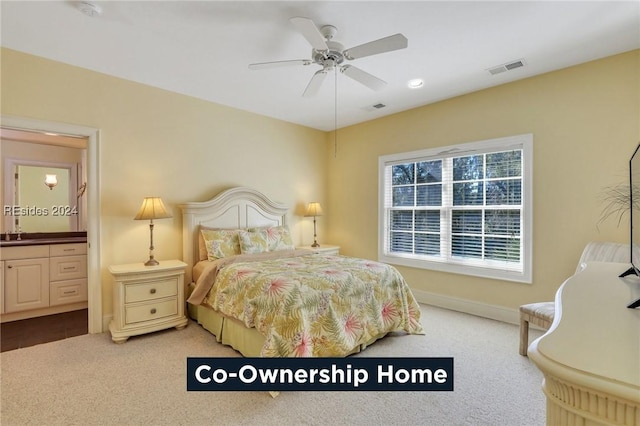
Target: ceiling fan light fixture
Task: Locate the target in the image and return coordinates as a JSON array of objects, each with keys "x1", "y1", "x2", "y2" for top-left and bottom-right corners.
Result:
[
  {"x1": 249, "y1": 17, "x2": 408, "y2": 98},
  {"x1": 408, "y1": 78, "x2": 424, "y2": 89}
]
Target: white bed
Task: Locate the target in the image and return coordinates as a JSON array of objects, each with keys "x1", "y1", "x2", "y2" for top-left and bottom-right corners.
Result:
[
  {"x1": 181, "y1": 187, "x2": 291, "y2": 356},
  {"x1": 180, "y1": 186, "x2": 423, "y2": 358}
]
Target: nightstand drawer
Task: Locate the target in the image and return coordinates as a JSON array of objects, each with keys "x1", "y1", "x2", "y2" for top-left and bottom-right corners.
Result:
[
  {"x1": 125, "y1": 298, "x2": 178, "y2": 324},
  {"x1": 125, "y1": 278, "x2": 178, "y2": 303}
]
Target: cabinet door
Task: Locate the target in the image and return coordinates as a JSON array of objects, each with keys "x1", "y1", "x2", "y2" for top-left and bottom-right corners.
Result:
[{"x1": 4, "y1": 258, "x2": 49, "y2": 313}]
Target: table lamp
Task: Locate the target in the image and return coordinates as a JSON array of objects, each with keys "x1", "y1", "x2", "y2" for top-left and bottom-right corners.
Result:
[
  {"x1": 304, "y1": 202, "x2": 323, "y2": 248},
  {"x1": 134, "y1": 197, "x2": 172, "y2": 266}
]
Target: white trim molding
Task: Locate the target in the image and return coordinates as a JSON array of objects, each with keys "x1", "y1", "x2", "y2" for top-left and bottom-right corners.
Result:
[
  {"x1": 1, "y1": 115, "x2": 102, "y2": 333},
  {"x1": 411, "y1": 288, "x2": 521, "y2": 325}
]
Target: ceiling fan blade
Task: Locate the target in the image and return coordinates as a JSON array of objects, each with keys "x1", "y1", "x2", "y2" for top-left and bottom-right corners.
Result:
[
  {"x1": 303, "y1": 69, "x2": 328, "y2": 97},
  {"x1": 249, "y1": 59, "x2": 312, "y2": 70},
  {"x1": 340, "y1": 65, "x2": 387, "y2": 91},
  {"x1": 290, "y1": 17, "x2": 329, "y2": 51},
  {"x1": 344, "y1": 33, "x2": 408, "y2": 60}
]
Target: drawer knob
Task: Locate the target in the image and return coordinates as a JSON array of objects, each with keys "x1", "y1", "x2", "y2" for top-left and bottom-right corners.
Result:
[
  {"x1": 7, "y1": 265, "x2": 12, "y2": 269},
  {"x1": 150, "y1": 288, "x2": 157, "y2": 294},
  {"x1": 150, "y1": 308, "x2": 157, "y2": 314}
]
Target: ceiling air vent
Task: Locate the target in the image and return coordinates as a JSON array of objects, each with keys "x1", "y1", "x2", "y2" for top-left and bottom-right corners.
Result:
[
  {"x1": 487, "y1": 59, "x2": 526, "y2": 75},
  {"x1": 362, "y1": 102, "x2": 387, "y2": 112}
]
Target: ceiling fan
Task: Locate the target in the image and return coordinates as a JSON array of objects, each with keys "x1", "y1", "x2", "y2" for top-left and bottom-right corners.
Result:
[{"x1": 249, "y1": 17, "x2": 408, "y2": 97}]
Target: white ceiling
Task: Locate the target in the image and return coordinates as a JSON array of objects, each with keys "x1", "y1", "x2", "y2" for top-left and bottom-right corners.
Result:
[{"x1": 1, "y1": 1, "x2": 639, "y2": 131}]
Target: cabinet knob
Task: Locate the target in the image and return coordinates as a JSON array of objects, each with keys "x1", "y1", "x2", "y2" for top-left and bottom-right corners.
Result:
[
  {"x1": 150, "y1": 308, "x2": 157, "y2": 314},
  {"x1": 7, "y1": 265, "x2": 12, "y2": 269},
  {"x1": 150, "y1": 288, "x2": 156, "y2": 294}
]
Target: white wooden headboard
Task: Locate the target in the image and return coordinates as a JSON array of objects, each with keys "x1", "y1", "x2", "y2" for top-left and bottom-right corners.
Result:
[{"x1": 179, "y1": 186, "x2": 289, "y2": 283}]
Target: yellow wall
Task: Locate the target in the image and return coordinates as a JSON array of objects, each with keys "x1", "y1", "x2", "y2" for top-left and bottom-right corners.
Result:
[
  {"x1": 327, "y1": 50, "x2": 640, "y2": 309},
  {"x1": 1, "y1": 48, "x2": 328, "y2": 316},
  {"x1": 2, "y1": 47, "x2": 638, "y2": 319}
]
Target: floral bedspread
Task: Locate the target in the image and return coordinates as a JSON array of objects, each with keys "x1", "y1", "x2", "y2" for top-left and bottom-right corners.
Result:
[{"x1": 201, "y1": 253, "x2": 424, "y2": 357}]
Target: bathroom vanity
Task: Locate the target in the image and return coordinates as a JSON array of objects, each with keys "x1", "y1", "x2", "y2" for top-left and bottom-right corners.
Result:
[{"x1": 0, "y1": 234, "x2": 88, "y2": 322}]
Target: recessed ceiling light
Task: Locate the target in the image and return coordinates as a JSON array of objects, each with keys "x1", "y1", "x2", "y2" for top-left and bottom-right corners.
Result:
[{"x1": 407, "y1": 79, "x2": 424, "y2": 89}]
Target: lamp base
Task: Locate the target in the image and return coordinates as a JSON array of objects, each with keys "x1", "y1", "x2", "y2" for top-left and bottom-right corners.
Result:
[
  {"x1": 311, "y1": 242, "x2": 320, "y2": 248},
  {"x1": 144, "y1": 258, "x2": 159, "y2": 266}
]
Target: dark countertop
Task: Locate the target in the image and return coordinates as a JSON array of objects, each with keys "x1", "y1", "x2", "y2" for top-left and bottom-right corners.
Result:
[{"x1": 1, "y1": 232, "x2": 87, "y2": 247}]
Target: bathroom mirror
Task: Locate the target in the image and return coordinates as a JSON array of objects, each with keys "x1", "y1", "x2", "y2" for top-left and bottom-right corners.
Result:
[{"x1": 3, "y1": 159, "x2": 82, "y2": 233}]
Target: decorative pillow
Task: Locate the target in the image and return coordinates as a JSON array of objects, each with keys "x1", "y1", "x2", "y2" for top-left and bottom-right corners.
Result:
[
  {"x1": 263, "y1": 225, "x2": 295, "y2": 251},
  {"x1": 198, "y1": 226, "x2": 215, "y2": 260},
  {"x1": 238, "y1": 229, "x2": 269, "y2": 254},
  {"x1": 201, "y1": 229, "x2": 240, "y2": 260}
]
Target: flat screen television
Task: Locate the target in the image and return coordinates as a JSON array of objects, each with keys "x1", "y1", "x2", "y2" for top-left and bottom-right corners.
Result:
[{"x1": 620, "y1": 143, "x2": 640, "y2": 309}]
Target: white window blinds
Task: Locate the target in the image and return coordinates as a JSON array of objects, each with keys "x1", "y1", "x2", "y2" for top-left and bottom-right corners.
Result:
[{"x1": 378, "y1": 134, "x2": 533, "y2": 283}]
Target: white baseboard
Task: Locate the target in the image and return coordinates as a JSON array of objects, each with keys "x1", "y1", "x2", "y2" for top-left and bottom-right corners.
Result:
[
  {"x1": 102, "y1": 314, "x2": 112, "y2": 333},
  {"x1": 411, "y1": 288, "x2": 521, "y2": 325}
]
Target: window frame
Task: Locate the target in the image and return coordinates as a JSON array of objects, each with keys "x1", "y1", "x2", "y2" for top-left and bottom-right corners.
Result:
[{"x1": 378, "y1": 134, "x2": 533, "y2": 283}]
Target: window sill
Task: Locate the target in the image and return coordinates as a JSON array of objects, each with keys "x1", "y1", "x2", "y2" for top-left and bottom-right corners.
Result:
[{"x1": 379, "y1": 253, "x2": 532, "y2": 283}]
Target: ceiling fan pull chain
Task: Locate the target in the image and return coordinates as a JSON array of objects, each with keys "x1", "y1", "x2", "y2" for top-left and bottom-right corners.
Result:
[{"x1": 334, "y1": 66, "x2": 338, "y2": 158}]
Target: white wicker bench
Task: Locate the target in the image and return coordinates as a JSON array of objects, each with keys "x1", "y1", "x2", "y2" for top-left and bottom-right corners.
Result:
[{"x1": 519, "y1": 241, "x2": 628, "y2": 356}]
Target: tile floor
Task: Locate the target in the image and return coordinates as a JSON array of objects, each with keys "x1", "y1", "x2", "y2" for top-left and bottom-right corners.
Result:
[{"x1": 0, "y1": 309, "x2": 88, "y2": 352}]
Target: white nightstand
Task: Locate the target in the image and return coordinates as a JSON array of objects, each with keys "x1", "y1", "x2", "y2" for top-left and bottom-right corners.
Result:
[
  {"x1": 297, "y1": 245, "x2": 340, "y2": 255},
  {"x1": 108, "y1": 259, "x2": 188, "y2": 343}
]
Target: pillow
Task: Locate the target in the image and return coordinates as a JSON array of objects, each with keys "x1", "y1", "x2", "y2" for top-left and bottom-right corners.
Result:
[
  {"x1": 201, "y1": 229, "x2": 241, "y2": 260},
  {"x1": 238, "y1": 229, "x2": 269, "y2": 254},
  {"x1": 198, "y1": 226, "x2": 214, "y2": 261},
  {"x1": 263, "y1": 225, "x2": 295, "y2": 251},
  {"x1": 199, "y1": 225, "x2": 236, "y2": 261}
]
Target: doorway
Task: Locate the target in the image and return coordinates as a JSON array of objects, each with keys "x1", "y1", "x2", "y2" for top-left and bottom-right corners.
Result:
[{"x1": 1, "y1": 115, "x2": 101, "y2": 334}]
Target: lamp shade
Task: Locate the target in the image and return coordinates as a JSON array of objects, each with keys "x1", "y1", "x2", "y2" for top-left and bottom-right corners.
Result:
[
  {"x1": 304, "y1": 202, "x2": 323, "y2": 217},
  {"x1": 134, "y1": 197, "x2": 172, "y2": 220},
  {"x1": 44, "y1": 174, "x2": 58, "y2": 190}
]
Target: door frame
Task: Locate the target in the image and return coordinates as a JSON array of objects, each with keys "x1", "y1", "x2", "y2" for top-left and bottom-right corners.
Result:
[{"x1": 1, "y1": 114, "x2": 102, "y2": 333}]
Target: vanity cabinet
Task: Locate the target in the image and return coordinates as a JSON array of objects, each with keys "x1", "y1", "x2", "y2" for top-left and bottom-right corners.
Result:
[
  {"x1": 1, "y1": 243, "x2": 87, "y2": 320},
  {"x1": 2, "y1": 245, "x2": 50, "y2": 313},
  {"x1": 49, "y1": 243, "x2": 88, "y2": 306}
]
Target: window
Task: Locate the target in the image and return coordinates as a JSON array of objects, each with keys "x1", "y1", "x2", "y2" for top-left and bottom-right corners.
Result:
[{"x1": 378, "y1": 134, "x2": 532, "y2": 283}]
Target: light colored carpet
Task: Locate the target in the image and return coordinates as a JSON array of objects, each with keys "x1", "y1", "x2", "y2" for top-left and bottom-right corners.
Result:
[{"x1": 1, "y1": 304, "x2": 545, "y2": 425}]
